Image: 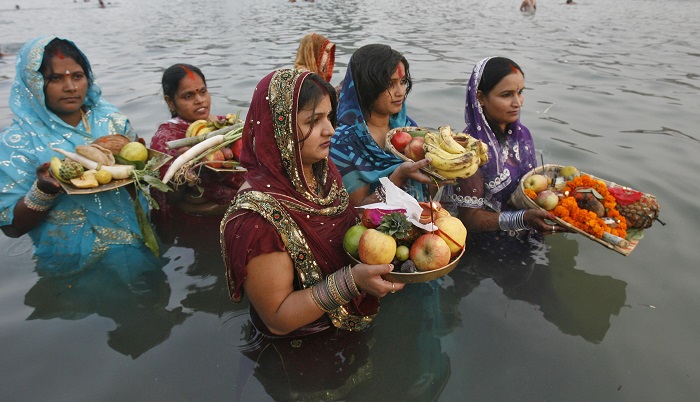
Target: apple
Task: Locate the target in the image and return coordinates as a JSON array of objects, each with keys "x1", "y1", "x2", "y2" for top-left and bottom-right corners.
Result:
[
  {"x1": 230, "y1": 139, "x2": 243, "y2": 161},
  {"x1": 523, "y1": 174, "x2": 549, "y2": 194},
  {"x1": 343, "y1": 224, "x2": 368, "y2": 259},
  {"x1": 404, "y1": 136, "x2": 425, "y2": 161},
  {"x1": 409, "y1": 233, "x2": 451, "y2": 271},
  {"x1": 204, "y1": 150, "x2": 225, "y2": 168},
  {"x1": 536, "y1": 190, "x2": 559, "y2": 211},
  {"x1": 358, "y1": 229, "x2": 397, "y2": 265},
  {"x1": 395, "y1": 245, "x2": 410, "y2": 262},
  {"x1": 434, "y1": 216, "x2": 467, "y2": 257},
  {"x1": 391, "y1": 131, "x2": 412, "y2": 152}
]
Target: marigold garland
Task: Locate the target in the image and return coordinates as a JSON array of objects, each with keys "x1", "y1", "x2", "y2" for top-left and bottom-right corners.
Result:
[
  {"x1": 524, "y1": 188, "x2": 537, "y2": 200},
  {"x1": 551, "y1": 175, "x2": 627, "y2": 239}
]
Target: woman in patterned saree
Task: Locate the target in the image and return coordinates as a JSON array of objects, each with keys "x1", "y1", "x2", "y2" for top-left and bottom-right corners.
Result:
[
  {"x1": 221, "y1": 69, "x2": 404, "y2": 337},
  {"x1": 0, "y1": 36, "x2": 158, "y2": 278},
  {"x1": 149, "y1": 63, "x2": 244, "y2": 217},
  {"x1": 447, "y1": 56, "x2": 557, "y2": 236},
  {"x1": 329, "y1": 44, "x2": 434, "y2": 206}
]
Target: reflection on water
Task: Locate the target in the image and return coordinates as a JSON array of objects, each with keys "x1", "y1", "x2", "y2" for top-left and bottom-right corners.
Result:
[
  {"x1": 24, "y1": 260, "x2": 188, "y2": 358},
  {"x1": 458, "y1": 234, "x2": 627, "y2": 344}
]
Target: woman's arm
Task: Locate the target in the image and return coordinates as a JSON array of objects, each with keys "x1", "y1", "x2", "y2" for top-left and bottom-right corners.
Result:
[
  {"x1": 349, "y1": 158, "x2": 435, "y2": 206},
  {"x1": 459, "y1": 206, "x2": 561, "y2": 233},
  {"x1": 0, "y1": 163, "x2": 62, "y2": 237},
  {"x1": 244, "y1": 251, "x2": 403, "y2": 336}
]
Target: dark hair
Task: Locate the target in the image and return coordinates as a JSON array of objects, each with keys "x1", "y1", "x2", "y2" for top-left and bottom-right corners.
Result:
[
  {"x1": 349, "y1": 44, "x2": 412, "y2": 118},
  {"x1": 479, "y1": 57, "x2": 524, "y2": 139},
  {"x1": 161, "y1": 64, "x2": 207, "y2": 117},
  {"x1": 297, "y1": 72, "x2": 337, "y2": 143},
  {"x1": 40, "y1": 38, "x2": 92, "y2": 84},
  {"x1": 478, "y1": 57, "x2": 524, "y2": 95}
]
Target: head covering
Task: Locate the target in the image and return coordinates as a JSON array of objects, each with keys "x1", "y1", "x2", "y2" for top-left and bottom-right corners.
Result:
[
  {"x1": 0, "y1": 36, "x2": 154, "y2": 276},
  {"x1": 463, "y1": 57, "x2": 537, "y2": 211},
  {"x1": 294, "y1": 33, "x2": 336, "y2": 83},
  {"x1": 329, "y1": 60, "x2": 424, "y2": 200},
  {"x1": 222, "y1": 69, "x2": 378, "y2": 332}
]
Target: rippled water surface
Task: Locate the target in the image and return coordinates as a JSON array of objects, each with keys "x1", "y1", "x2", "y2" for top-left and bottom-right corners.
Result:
[{"x1": 1, "y1": 0, "x2": 699, "y2": 400}]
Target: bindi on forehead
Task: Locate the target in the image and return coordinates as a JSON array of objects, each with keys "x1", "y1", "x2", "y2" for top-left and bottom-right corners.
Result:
[{"x1": 396, "y1": 63, "x2": 405, "y2": 79}]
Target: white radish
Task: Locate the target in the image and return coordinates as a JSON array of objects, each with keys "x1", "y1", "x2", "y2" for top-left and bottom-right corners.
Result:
[
  {"x1": 161, "y1": 134, "x2": 226, "y2": 183},
  {"x1": 51, "y1": 147, "x2": 135, "y2": 179}
]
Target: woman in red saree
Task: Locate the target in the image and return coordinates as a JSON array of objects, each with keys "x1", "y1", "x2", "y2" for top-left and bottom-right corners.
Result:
[
  {"x1": 221, "y1": 69, "x2": 403, "y2": 337},
  {"x1": 149, "y1": 63, "x2": 243, "y2": 218}
]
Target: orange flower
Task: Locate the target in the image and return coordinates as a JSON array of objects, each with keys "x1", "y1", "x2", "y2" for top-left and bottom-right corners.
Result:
[
  {"x1": 524, "y1": 188, "x2": 537, "y2": 200},
  {"x1": 553, "y1": 175, "x2": 627, "y2": 239}
]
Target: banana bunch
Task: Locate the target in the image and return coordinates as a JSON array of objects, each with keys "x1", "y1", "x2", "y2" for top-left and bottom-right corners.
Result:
[
  {"x1": 422, "y1": 126, "x2": 488, "y2": 179},
  {"x1": 185, "y1": 113, "x2": 240, "y2": 137}
]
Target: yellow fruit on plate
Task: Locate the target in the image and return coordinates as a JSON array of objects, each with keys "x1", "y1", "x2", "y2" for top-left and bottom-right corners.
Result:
[
  {"x1": 95, "y1": 169, "x2": 112, "y2": 185},
  {"x1": 119, "y1": 142, "x2": 148, "y2": 163}
]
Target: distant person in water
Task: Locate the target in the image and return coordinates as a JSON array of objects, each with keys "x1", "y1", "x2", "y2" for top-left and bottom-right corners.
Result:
[
  {"x1": 520, "y1": 0, "x2": 536, "y2": 12},
  {"x1": 566, "y1": 0, "x2": 577, "y2": 4},
  {"x1": 99, "y1": 0, "x2": 105, "y2": 7}
]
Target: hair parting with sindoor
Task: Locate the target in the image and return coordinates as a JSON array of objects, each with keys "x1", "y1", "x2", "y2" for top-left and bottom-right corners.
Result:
[
  {"x1": 161, "y1": 63, "x2": 207, "y2": 117},
  {"x1": 478, "y1": 57, "x2": 524, "y2": 140}
]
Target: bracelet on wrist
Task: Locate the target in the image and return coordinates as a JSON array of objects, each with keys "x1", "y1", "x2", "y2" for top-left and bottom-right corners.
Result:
[
  {"x1": 498, "y1": 210, "x2": 531, "y2": 231},
  {"x1": 310, "y1": 265, "x2": 361, "y2": 313},
  {"x1": 24, "y1": 181, "x2": 58, "y2": 212},
  {"x1": 374, "y1": 184, "x2": 386, "y2": 203}
]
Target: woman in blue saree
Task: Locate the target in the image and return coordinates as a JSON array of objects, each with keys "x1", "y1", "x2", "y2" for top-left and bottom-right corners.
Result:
[
  {"x1": 329, "y1": 44, "x2": 433, "y2": 206},
  {"x1": 0, "y1": 36, "x2": 159, "y2": 279}
]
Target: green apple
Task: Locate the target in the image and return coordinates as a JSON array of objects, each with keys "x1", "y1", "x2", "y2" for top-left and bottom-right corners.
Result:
[
  {"x1": 343, "y1": 224, "x2": 367, "y2": 259},
  {"x1": 395, "y1": 245, "x2": 410, "y2": 262}
]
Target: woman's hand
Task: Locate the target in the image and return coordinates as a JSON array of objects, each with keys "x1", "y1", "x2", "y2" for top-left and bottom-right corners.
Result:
[
  {"x1": 351, "y1": 263, "x2": 405, "y2": 297},
  {"x1": 389, "y1": 159, "x2": 435, "y2": 187},
  {"x1": 524, "y1": 208, "x2": 568, "y2": 234},
  {"x1": 36, "y1": 162, "x2": 63, "y2": 195}
]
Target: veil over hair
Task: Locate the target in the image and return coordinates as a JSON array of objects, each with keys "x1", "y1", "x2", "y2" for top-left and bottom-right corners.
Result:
[
  {"x1": 222, "y1": 69, "x2": 379, "y2": 332},
  {"x1": 463, "y1": 57, "x2": 536, "y2": 211}
]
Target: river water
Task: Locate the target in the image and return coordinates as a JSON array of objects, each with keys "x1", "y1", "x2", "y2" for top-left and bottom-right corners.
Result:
[{"x1": 1, "y1": 0, "x2": 699, "y2": 400}]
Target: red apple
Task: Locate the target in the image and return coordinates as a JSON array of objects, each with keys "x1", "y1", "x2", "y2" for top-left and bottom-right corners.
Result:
[
  {"x1": 404, "y1": 137, "x2": 425, "y2": 161},
  {"x1": 523, "y1": 174, "x2": 548, "y2": 194},
  {"x1": 536, "y1": 190, "x2": 559, "y2": 211},
  {"x1": 409, "y1": 233, "x2": 451, "y2": 271},
  {"x1": 230, "y1": 139, "x2": 243, "y2": 161},
  {"x1": 391, "y1": 131, "x2": 412, "y2": 152},
  {"x1": 434, "y1": 216, "x2": 467, "y2": 257},
  {"x1": 358, "y1": 229, "x2": 397, "y2": 265},
  {"x1": 204, "y1": 150, "x2": 225, "y2": 168}
]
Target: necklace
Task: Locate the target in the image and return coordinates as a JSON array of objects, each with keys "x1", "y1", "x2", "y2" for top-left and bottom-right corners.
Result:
[
  {"x1": 306, "y1": 172, "x2": 320, "y2": 195},
  {"x1": 80, "y1": 109, "x2": 91, "y2": 134}
]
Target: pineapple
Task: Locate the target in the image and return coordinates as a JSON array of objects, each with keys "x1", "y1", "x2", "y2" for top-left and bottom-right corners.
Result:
[
  {"x1": 376, "y1": 212, "x2": 420, "y2": 247},
  {"x1": 616, "y1": 194, "x2": 660, "y2": 229}
]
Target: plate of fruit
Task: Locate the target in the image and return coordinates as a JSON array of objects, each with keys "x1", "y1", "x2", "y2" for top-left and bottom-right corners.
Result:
[
  {"x1": 386, "y1": 126, "x2": 489, "y2": 181},
  {"x1": 510, "y1": 164, "x2": 662, "y2": 256},
  {"x1": 49, "y1": 135, "x2": 171, "y2": 195},
  {"x1": 343, "y1": 206, "x2": 467, "y2": 283}
]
